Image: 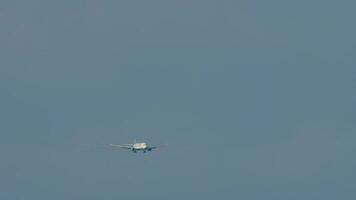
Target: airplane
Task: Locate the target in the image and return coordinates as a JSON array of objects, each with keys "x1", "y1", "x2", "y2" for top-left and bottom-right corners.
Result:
[{"x1": 109, "y1": 139, "x2": 160, "y2": 153}]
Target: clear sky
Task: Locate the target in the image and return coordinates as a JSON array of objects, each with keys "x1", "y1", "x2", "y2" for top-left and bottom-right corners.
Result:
[{"x1": 0, "y1": 0, "x2": 355, "y2": 199}]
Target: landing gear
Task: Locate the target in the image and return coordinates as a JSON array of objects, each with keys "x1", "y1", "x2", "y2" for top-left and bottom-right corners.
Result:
[
  {"x1": 143, "y1": 150, "x2": 146, "y2": 153},
  {"x1": 133, "y1": 150, "x2": 137, "y2": 153}
]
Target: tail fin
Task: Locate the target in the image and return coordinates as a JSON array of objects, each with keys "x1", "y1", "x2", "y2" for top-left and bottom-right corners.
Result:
[{"x1": 134, "y1": 138, "x2": 137, "y2": 144}]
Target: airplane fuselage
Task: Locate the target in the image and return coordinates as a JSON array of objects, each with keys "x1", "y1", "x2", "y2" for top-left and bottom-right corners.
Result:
[
  {"x1": 133, "y1": 142, "x2": 147, "y2": 149},
  {"x1": 132, "y1": 143, "x2": 151, "y2": 153}
]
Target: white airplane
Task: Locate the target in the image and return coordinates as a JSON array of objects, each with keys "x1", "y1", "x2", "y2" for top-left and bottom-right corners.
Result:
[{"x1": 109, "y1": 140, "x2": 160, "y2": 153}]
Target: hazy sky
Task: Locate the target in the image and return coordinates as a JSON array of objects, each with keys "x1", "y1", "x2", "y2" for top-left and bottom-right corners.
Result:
[{"x1": 0, "y1": 0, "x2": 355, "y2": 199}]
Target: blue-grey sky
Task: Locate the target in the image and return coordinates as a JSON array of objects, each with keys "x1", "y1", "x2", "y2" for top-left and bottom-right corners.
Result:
[{"x1": 0, "y1": 0, "x2": 355, "y2": 199}]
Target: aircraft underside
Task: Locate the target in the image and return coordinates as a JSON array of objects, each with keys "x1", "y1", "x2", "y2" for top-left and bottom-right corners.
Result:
[{"x1": 132, "y1": 148, "x2": 152, "y2": 153}]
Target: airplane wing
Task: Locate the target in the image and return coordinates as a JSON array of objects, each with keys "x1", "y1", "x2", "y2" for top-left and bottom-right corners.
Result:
[
  {"x1": 148, "y1": 144, "x2": 167, "y2": 150},
  {"x1": 109, "y1": 144, "x2": 133, "y2": 149}
]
